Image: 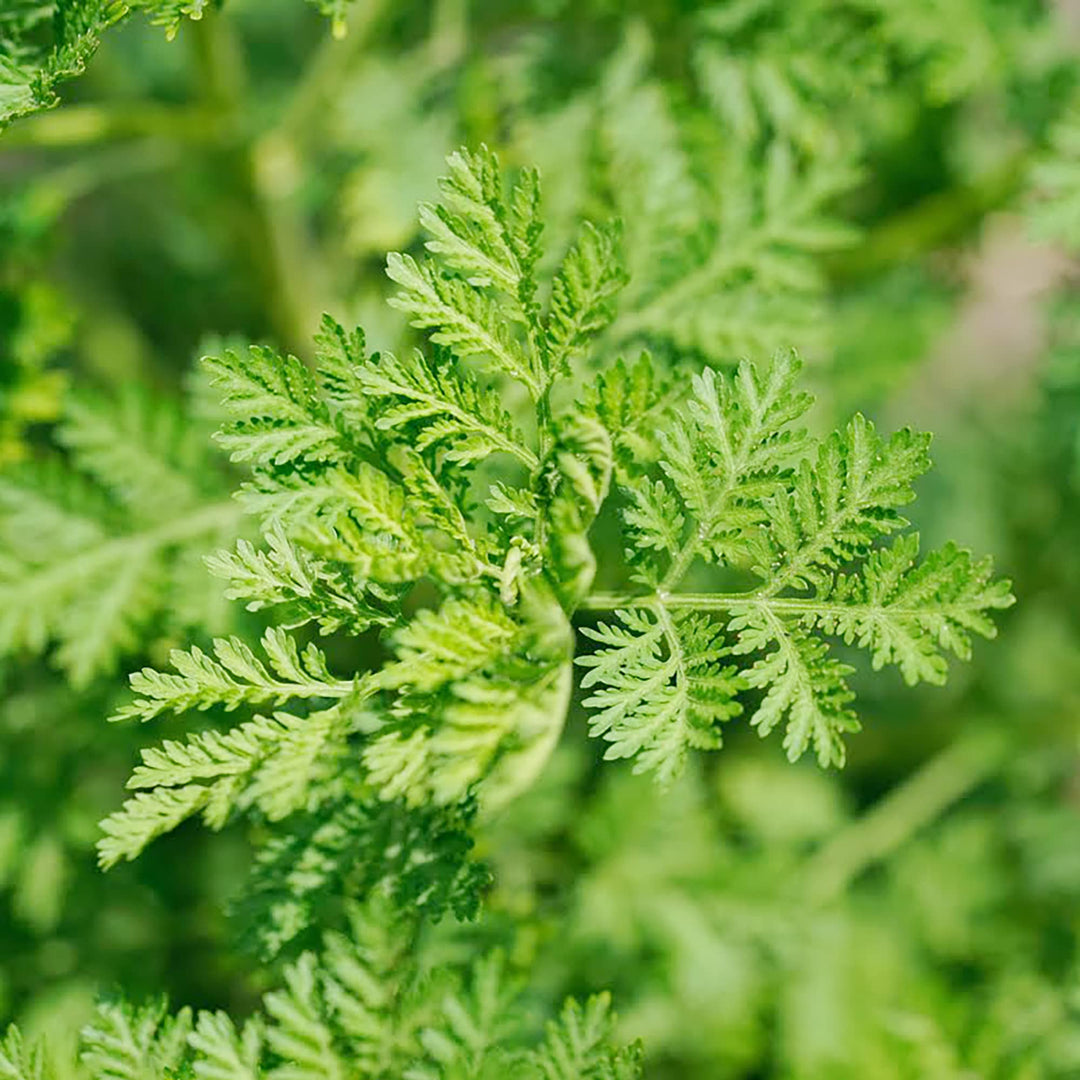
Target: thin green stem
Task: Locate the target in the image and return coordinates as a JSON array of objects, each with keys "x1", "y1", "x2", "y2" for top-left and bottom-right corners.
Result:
[
  {"x1": 658, "y1": 534, "x2": 703, "y2": 594},
  {"x1": 579, "y1": 590, "x2": 967, "y2": 622},
  {"x1": 535, "y1": 386, "x2": 554, "y2": 457},
  {"x1": 279, "y1": 0, "x2": 391, "y2": 143},
  {"x1": 801, "y1": 728, "x2": 1010, "y2": 903},
  {"x1": 532, "y1": 386, "x2": 554, "y2": 553},
  {"x1": 0, "y1": 104, "x2": 220, "y2": 148},
  {"x1": 654, "y1": 602, "x2": 688, "y2": 697},
  {"x1": 190, "y1": 11, "x2": 320, "y2": 357},
  {"x1": 579, "y1": 590, "x2": 750, "y2": 612}
]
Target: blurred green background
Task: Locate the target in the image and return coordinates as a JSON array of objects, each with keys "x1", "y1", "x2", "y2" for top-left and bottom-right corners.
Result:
[{"x1": 3, "y1": 0, "x2": 1080, "y2": 1075}]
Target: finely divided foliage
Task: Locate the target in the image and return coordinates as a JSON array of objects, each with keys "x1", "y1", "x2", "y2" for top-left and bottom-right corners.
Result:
[
  {"x1": 525, "y1": 27, "x2": 859, "y2": 367},
  {"x1": 94, "y1": 146, "x2": 1009, "y2": 935},
  {"x1": 1029, "y1": 91, "x2": 1080, "y2": 251},
  {"x1": 1, "y1": 903, "x2": 641, "y2": 1079},
  {"x1": 581, "y1": 354, "x2": 1012, "y2": 772},
  {"x1": 96, "y1": 146, "x2": 626, "y2": 902},
  {"x1": 1, "y1": 2, "x2": 208, "y2": 124},
  {"x1": 0, "y1": 383, "x2": 241, "y2": 684}
]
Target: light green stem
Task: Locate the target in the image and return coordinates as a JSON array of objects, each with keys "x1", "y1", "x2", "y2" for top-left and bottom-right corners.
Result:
[
  {"x1": 280, "y1": 0, "x2": 392, "y2": 142},
  {"x1": 190, "y1": 11, "x2": 320, "y2": 357},
  {"x1": 579, "y1": 591, "x2": 959, "y2": 621},
  {"x1": 801, "y1": 728, "x2": 1011, "y2": 904},
  {"x1": 0, "y1": 104, "x2": 220, "y2": 148}
]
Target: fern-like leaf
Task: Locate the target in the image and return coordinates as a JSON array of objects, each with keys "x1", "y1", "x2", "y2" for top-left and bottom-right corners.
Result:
[
  {"x1": 0, "y1": 382, "x2": 240, "y2": 684},
  {"x1": 579, "y1": 350, "x2": 1012, "y2": 774},
  {"x1": 115, "y1": 628, "x2": 357, "y2": 723},
  {"x1": 356, "y1": 347, "x2": 537, "y2": 468},
  {"x1": 0, "y1": 1027, "x2": 47, "y2": 1080},
  {"x1": 523, "y1": 994, "x2": 643, "y2": 1080},
  {"x1": 205, "y1": 525, "x2": 398, "y2": 636},
  {"x1": 189, "y1": 1013, "x2": 263, "y2": 1080},
  {"x1": 579, "y1": 610, "x2": 743, "y2": 783},
  {"x1": 79, "y1": 1000, "x2": 192, "y2": 1080},
  {"x1": 101, "y1": 145, "x2": 620, "y2": 885}
]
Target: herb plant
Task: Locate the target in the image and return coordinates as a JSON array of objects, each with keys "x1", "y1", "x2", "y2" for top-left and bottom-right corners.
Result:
[
  {"x1": 89, "y1": 147, "x2": 1010, "y2": 888},
  {"x1": 3, "y1": 139, "x2": 1012, "y2": 1071},
  {"x1": 1, "y1": 2, "x2": 1076, "y2": 1077}
]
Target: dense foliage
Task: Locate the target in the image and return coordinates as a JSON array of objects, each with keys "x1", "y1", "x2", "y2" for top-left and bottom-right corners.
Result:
[{"x1": 1, "y1": 1, "x2": 1078, "y2": 1077}]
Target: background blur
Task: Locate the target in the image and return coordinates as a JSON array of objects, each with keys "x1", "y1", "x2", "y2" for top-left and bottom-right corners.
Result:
[{"x1": 3, "y1": 0, "x2": 1080, "y2": 1075}]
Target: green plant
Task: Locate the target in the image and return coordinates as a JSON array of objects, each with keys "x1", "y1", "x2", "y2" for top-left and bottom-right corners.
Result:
[
  {"x1": 0, "y1": 900, "x2": 642, "y2": 1079},
  {"x1": 0, "y1": 140, "x2": 1012, "y2": 1067},
  {"x1": 0, "y1": 378, "x2": 242, "y2": 685},
  {"x1": 89, "y1": 145, "x2": 1009, "y2": 954},
  {"x1": 4, "y1": 1, "x2": 1078, "y2": 1075}
]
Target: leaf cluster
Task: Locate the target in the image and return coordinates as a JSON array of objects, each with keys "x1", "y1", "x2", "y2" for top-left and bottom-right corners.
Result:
[
  {"x1": 0, "y1": 381, "x2": 242, "y2": 684},
  {"x1": 579, "y1": 351, "x2": 1012, "y2": 775},
  {"x1": 0, "y1": 901, "x2": 641, "y2": 1080}
]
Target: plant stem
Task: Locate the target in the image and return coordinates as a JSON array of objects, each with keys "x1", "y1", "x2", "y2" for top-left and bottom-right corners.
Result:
[
  {"x1": 801, "y1": 728, "x2": 1010, "y2": 904},
  {"x1": 0, "y1": 104, "x2": 220, "y2": 148},
  {"x1": 580, "y1": 590, "x2": 950, "y2": 619},
  {"x1": 190, "y1": 10, "x2": 320, "y2": 357},
  {"x1": 280, "y1": 0, "x2": 391, "y2": 143},
  {"x1": 826, "y1": 150, "x2": 1029, "y2": 284}
]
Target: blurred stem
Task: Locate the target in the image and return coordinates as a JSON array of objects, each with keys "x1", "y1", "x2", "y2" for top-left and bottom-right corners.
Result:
[
  {"x1": 0, "y1": 104, "x2": 219, "y2": 148},
  {"x1": 190, "y1": 10, "x2": 319, "y2": 356},
  {"x1": 827, "y1": 150, "x2": 1030, "y2": 284},
  {"x1": 280, "y1": 0, "x2": 390, "y2": 142},
  {"x1": 281, "y1": 0, "x2": 465, "y2": 145},
  {"x1": 278, "y1": 0, "x2": 466, "y2": 298},
  {"x1": 18, "y1": 141, "x2": 179, "y2": 208},
  {"x1": 802, "y1": 727, "x2": 1011, "y2": 904}
]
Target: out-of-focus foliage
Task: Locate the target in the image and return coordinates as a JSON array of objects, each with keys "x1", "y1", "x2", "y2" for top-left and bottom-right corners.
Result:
[
  {"x1": 0, "y1": 189, "x2": 69, "y2": 465},
  {"x1": 2, "y1": 901, "x2": 643, "y2": 1080},
  {"x1": 481, "y1": 729, "x2": 1080, "y2": 1079},
  {"x1": 0, "y1": 0, "x2": 365, "y2": 125},
  {"x1": 1, "y1": 0, "x2": 1079, "y2": 1076},
  {"x1": 0, "y1": 379, "x2": 242, "y2": 684},
  {"x1": 1030, "y1": 89, "x2": 1080, "y2": 482},
  {"x1": 1030, "y1": 92, "x2": 1080, "y2": 250}
]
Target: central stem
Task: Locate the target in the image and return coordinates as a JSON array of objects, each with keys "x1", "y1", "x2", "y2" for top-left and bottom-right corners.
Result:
[
  {"x1": 579, "y1": 590, "x2": 947, "y2": 621},
  {"x1": 190, "y1": 11, "x2": 318, "y2": 357}
]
